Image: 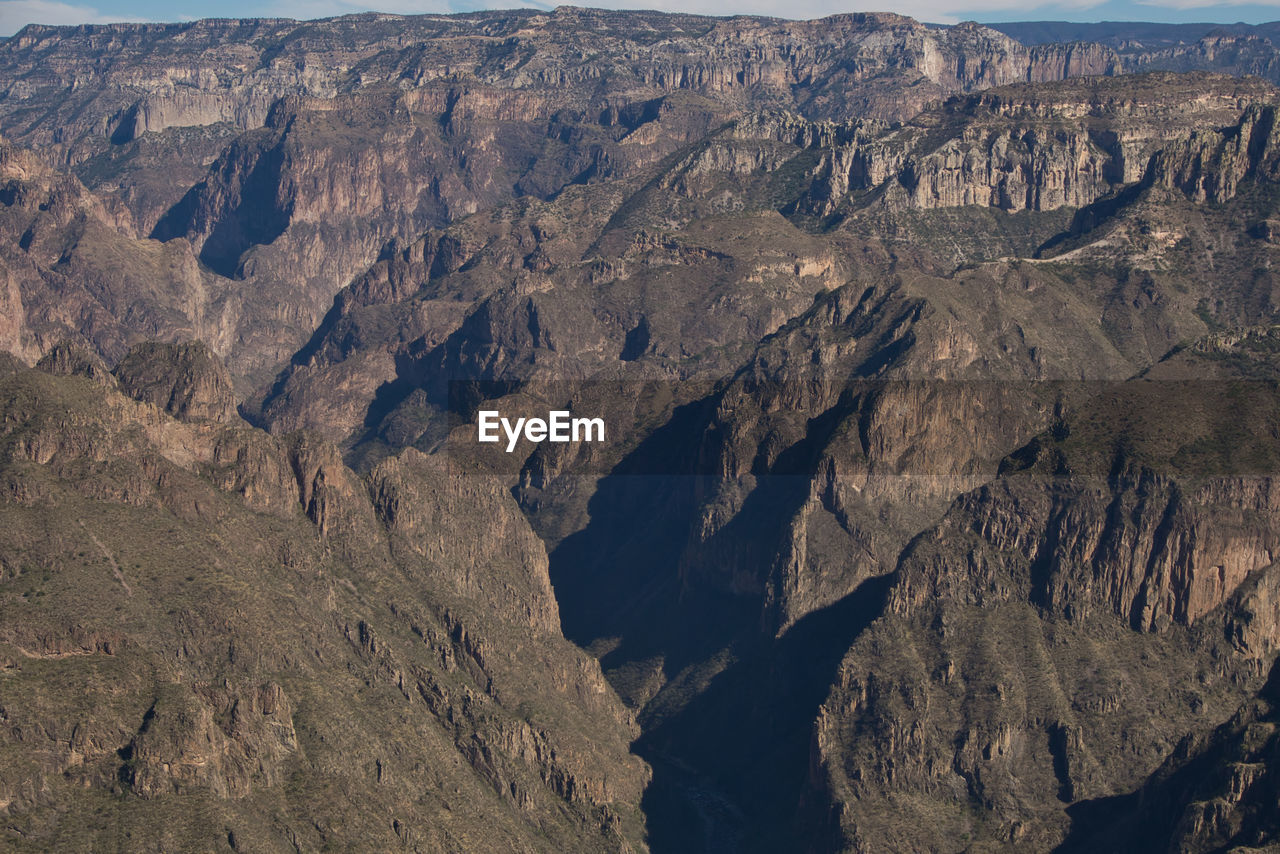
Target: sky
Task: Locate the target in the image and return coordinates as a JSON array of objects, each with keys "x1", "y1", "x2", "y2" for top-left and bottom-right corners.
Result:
[{"x1": 2, "y1": 0, "x2": 1280, "y2": 37}]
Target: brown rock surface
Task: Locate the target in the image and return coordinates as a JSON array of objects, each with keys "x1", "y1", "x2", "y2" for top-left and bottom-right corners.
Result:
[
  {"x1": 0, "y1": 354, "x2": 648, "y2": 851},
  {"x1": 0, "y1": 11, "x2": 1264, "y2": 394},
  {"x1": 113, "y1": 341, "x2": 237, "y2": 422}
]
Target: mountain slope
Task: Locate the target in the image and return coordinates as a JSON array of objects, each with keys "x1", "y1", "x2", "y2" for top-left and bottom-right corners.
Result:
[{"x1": 0, "y1": 350, "x2": 648, "y2": 851}]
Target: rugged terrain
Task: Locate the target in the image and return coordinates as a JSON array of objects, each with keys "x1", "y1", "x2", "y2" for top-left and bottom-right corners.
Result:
[
  {"x1": 0, "y1": 344, "x2": 649, "y2": 851},
  {"x1": 0, "y1": 7, "x2": 1275, "y2": 388},
  {"x1": 4, "y1": 8, "x2": 1280, "y2": 853}
]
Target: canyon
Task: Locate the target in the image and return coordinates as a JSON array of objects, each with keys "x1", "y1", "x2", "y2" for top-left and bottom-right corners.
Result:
[{"x1": 2, "y1": 9, "x2": 1280, "y2": 852}]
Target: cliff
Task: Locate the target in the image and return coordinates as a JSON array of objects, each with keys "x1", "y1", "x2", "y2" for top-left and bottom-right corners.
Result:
[
  {"x1": 804, "y1": 338, "x2": 1280, "y2": 851},
  {"x1": 785, "y1": 73, "x2": 1280, "y2": 220}
]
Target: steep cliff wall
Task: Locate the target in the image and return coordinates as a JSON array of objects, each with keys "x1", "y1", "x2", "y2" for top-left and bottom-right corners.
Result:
[
  {"x1": 807, "y1": 340, "x2": 1280, "y2": 851},
  {"x1": 790, "y1": 74, "x2": 1280, "y2": 218}
]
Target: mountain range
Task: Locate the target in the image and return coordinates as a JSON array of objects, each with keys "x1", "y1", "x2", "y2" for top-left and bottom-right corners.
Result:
[{"x1": 4, "y1": 8, "x2": 1280, "y2": 852}]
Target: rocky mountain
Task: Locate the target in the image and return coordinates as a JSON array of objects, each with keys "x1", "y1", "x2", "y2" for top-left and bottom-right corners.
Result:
[
  {"x1": 810, "y1": 338, "x2": 1280, "y2": 851},
  {"x1": 4, "y1": 8, "x2": 1280, "y2": 854},
  {"x1": 0, "y1": 9, "x2": 1277, "y2": 391},
  {"x1": 0, "y1": 348, "x2": 647, "y2": 852}
]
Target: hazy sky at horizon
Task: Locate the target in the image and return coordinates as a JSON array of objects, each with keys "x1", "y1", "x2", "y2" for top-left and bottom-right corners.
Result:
[{"x1": 3, "y1": 0, "x2": 1280, "y2": 37}]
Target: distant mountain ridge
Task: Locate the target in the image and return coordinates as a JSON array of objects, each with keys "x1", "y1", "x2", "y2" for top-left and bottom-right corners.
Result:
[{"x1": 990, "y1": 19, "x2": 1280, "y2": 47}]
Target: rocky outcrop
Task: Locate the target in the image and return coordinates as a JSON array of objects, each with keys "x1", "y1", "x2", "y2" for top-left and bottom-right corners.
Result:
[
  {"x1": 113, "y1": 341, "x2": 236, "y2": 422},
  {"x1": 34, "y1": 340, "x2": 114, "y2": 386},
  {"x1": 1060, "y1": 656, "x2": 1280, "y2": 853},
  {"x1": 122, "y1": 681, "x2": 297, "y2": 799},
  {"x1": 798, "y1": 339, "x2": 1280, "y2": 852},
  {"x1": 789, "y1": 73, "x2": 1279, "y2": 218}
]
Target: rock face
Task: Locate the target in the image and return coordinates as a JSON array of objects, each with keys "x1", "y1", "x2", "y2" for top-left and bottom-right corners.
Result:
[
  {"x1": 0, "y1": 12, "x2": 1122, "y2": 165},
  {"x1": 122, "y1": 681, "x2": 299, "y2": 800},
  {"x1": 806, "y1": 342, "x2": 1280, "y2": 852},
  {"x1": 789, "y1": 73, "x2": 1279, "y2": 218},
  {"x1": 367, "y1": 449, "x2": 562, "y2": 634},
  {"x1": 34, "y1": 340, "x2": 114, "y2": 386},
  {"x1": 113, "y1": 341, "x2": 237, "y2": 422}
]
